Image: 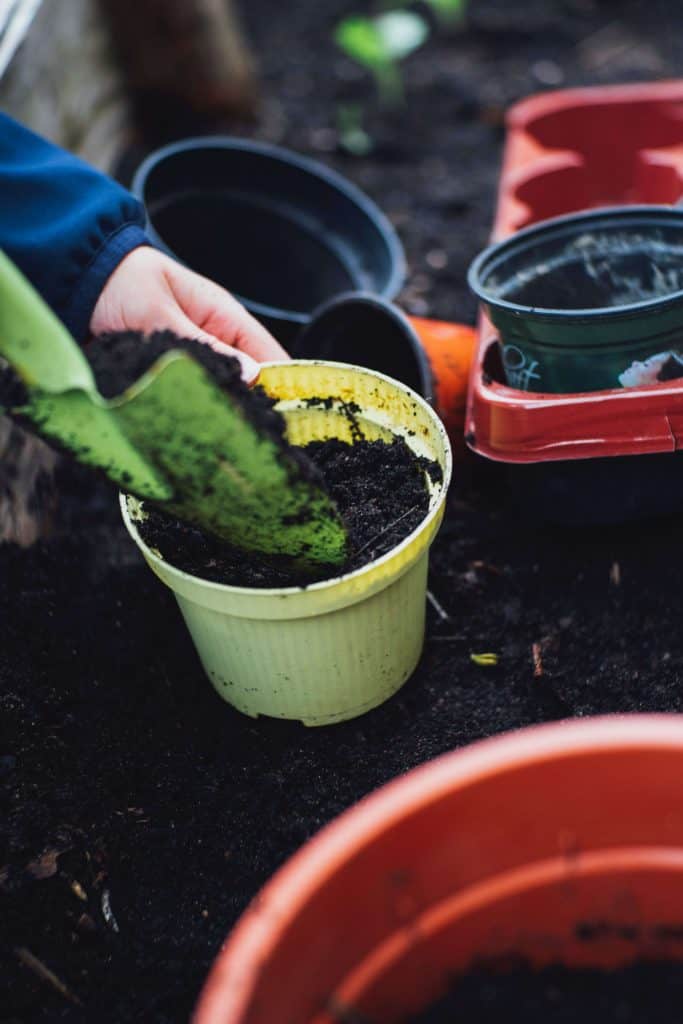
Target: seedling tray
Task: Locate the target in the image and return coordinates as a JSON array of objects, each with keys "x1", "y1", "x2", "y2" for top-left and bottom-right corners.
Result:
[{"x1": 465, "y1": 80, "x2": 683, "y2": 523}]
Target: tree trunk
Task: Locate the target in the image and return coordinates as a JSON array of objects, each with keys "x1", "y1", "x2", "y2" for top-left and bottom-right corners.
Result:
[
  {"x1": 100, "y1": 0, "x2": 258, "y2": 140},
  {"x1": 0, "y1": 418, "x2": 58, "y2": 546}
]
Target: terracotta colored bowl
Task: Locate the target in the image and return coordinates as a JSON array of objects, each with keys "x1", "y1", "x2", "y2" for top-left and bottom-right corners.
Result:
[{"x1": 194, "y1": 715, "x2": 683, "y2": 1023}]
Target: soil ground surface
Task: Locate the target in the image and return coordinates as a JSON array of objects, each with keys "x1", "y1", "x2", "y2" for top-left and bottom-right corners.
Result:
[
  {"x1": 411, "y1": 962, "x2": 683, "y2": 1023},
  {"x1": 3, "y1": 0, "x2": 683, "y2": 1020}
]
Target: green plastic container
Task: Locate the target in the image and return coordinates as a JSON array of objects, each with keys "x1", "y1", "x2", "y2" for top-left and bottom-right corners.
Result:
[
  {"x1": 468, "y1": 206, "x2": 683, "y2": 393},
  {"x1": 122, "y1": 361, "x2": 451, "y2": 727}
]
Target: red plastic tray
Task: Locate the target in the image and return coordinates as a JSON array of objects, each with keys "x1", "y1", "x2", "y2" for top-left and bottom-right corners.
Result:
[{"x1": 466, "y1": 80, "x2": 683, "y2": 464}]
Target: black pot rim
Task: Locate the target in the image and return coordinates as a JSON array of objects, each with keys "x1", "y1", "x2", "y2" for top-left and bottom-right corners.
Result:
[
  {"x1": 468, "y1": 204, "x2": 683, "y2": 322},
  {"x1": 131, "y1": 136, "x2": 406, "y2": 325},
  {"x1": 297, "y1": 291, "x2": 434, "y2": 404}
]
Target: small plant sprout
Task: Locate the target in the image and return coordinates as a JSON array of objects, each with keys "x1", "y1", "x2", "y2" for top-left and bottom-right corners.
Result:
[
  {"x1": 470, "y1": 652, "x2": 499, "y2": 667},
  {"x1": 334, "y1": 10, "x2": 429, "y2": 108},
  {"x1": 379, "y1": 0, "x2": 469, "y2": 30},
  {"x1": 336, "y1": 103, "x2": 374, "y2": 157},
  {"x1": 423, "y1": 0, "x2": 468, "y2": 29}
]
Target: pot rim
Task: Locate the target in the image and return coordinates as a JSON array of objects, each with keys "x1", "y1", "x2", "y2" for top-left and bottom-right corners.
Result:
[
  {"x1": 194, "y1": 713, "x2": 683, "y2": 1023},
  {"x1": 120, "y1": 359, "x2": 452, "y2": 600},
  {"x1": 468, "y1": 204, "x2": 683, "y2": 322},
  {"x1": 131, "y1": 136, "x2": 407, "y2": 324}
]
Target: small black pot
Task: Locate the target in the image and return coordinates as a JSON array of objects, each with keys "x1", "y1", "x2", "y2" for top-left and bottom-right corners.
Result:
[
  {"x1": 293, "y1": 293, "x2": 434, "y2": 404},
  {"x1": 131, "y1": 137, "x2": 405, "y2": 346}
]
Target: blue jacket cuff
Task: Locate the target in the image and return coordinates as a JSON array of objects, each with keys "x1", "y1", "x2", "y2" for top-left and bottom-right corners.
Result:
[{"x1": 61, "y1": 223, "x2": 151, "y2": 343}]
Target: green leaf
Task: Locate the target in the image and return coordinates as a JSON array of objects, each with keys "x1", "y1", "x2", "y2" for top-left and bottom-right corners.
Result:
[
  {"x1": 0, "y1": 251, "x2": 347, "y2": 569},
  {"x1": 334, "y1": 15, "x2": 388, "y2": 69},
  {"x1": 374, "y1": 11, "x2": 429, "y2": 61},
  {"x1": 424, "y1": 0, "x2": 468, "y2": 25}
]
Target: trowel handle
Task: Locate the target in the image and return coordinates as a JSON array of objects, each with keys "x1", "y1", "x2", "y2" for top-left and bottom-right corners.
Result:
[{"x1": 407, "y1": 317, "x2": 477, "y2": 452}]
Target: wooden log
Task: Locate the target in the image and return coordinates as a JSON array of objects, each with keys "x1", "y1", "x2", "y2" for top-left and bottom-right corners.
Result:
[
  {"x1": 99, "y1": 0, "x2": 258, "y2": 139},
  {"x1": 0, "y1": 417, "x2": 58, "y2": 546}
]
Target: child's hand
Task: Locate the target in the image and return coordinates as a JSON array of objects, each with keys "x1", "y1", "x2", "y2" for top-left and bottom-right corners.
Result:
[{"x1": 89, "y1": 246, "x2": 289, "y2": 381}]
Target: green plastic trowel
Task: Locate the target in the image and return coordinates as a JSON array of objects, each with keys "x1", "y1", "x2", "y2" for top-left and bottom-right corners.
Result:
[{"x1": 0, "y1": 250, "x2": 347, "y2": 569}]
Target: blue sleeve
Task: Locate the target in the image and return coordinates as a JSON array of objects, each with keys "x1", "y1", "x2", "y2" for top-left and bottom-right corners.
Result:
[{"x1": 0, "y1": 113, "x2": 150, "y2": 343}]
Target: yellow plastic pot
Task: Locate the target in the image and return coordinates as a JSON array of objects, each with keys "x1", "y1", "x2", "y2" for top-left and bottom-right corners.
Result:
[{"x1": 121, "y1": 361, "x2": 451, "y2": 726}]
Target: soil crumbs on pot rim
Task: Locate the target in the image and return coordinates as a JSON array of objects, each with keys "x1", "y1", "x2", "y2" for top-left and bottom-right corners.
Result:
[{"x1": 411, "y1": 961, "x2": 683, "y2": 1022}]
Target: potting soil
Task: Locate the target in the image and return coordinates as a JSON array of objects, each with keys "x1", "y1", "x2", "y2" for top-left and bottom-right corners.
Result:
[
  {"x1": 138, "y1": 436, "x2": 432, "y2": 586},
  {"x1": 84, "y1": 329, "x2": 434, "y2": 585},
  {"x1": 411, "y1": 961, "x2": 683, "y2": 1022},
  {"x1": 87, "y1": 329, "x2": 294, "y2": 453},
  {"x1": 4, "y1": 0, "x2": 683, "y2": 1019},
  {"x1": 489, "y1": 232, "x2": 683, "y2": 311}
]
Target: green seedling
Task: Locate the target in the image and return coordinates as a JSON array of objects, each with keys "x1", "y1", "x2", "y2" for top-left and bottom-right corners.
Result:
[
  {"x1": 380, "y1": 0, "x2": 469, "y2": 29},
  {"x1": 334, "y1": 10, "x2": 429, "y2": 107},
  {"x1": 336, "y1": 103, "x2": 374, "y2": 157},
  {"x1": 0, "y1": 250, "x2": 347, "y2": 569},
  {"x1": 423, "y1": 0, "x2": 468, "y2": 28}
]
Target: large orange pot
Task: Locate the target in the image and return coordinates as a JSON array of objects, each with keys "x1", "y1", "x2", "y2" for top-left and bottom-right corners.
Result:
[{"x1": 194, "y1": 715, "x2": 683, "y2": 1023}]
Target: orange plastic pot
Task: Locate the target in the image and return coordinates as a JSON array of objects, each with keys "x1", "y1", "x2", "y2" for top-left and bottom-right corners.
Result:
[{"x1": 195, "y1": 715, "x2": 683, "y2": 1024}]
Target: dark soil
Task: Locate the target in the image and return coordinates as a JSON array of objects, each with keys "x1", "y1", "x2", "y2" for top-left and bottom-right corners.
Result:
[
  {"x1": 87, "y1": 329, "x2": 290, "y2": 452},
  {"x1": 412, "y1": 962, "x2": 683, "y2": 1023},
  {"x1": 4, "y1": 0, "x2": 683, "y2": 1021},
  {"x1": 139, "y1": 437, "x2": 432, "y2": 586},
  {"x1": 658, "y1": 353, "x2": 683, "y2": 381},
  {"x1": 87, "y1": 330, "x2": 433, "y2": 586}
]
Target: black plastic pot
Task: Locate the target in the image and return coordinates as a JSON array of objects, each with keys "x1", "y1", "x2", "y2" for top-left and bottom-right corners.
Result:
[
  {"x1": 293, "y1": 293, "x2": 434, "y2": 404},
  {"x1": 131, "y1": 137, "x2": 481, "y2": 443},
  {"x1": 131, "y1": 137, "x2": 405, "y2": 346}
]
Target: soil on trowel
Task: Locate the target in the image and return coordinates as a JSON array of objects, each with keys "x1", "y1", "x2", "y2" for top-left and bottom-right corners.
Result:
[
  {"x1": 0, "y1": 328, "x2": 321, "y2": 491},
  {"x1": 87, "y1": 329, "x2": 292, "y2": 451},
  {"x1": 139, "y1": 436, "x2": 433, "y2": 586},
  {"x1": 410, "y1": 961, "x2": 683, "y2": 1023},
  {"x1": 85, "y1": 330, "x2": 434, "y2": 586}
]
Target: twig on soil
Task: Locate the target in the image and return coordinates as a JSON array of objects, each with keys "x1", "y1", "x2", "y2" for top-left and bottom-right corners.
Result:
[
  {"x1": 427, "y1": 590, "x2": 450, "y2": 622},
  {"x1": 532, "y1": 642, "x2": 544, "y2": 678},
  {"x1": 353, "y1": 505, "x2": 419, "y2": 559},
  {"x1": 14, "y1": 946, "x2": 82, "y2": 1007},
  {"x1": 469, "y1": 559, "x2": 503, "y2": 576},
  {"x1": 101, "y1": 889, "x2": 120, "y2": 933},
  {"x1": 70, "y1": 880, "x2": 87, "y2": 902}
]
